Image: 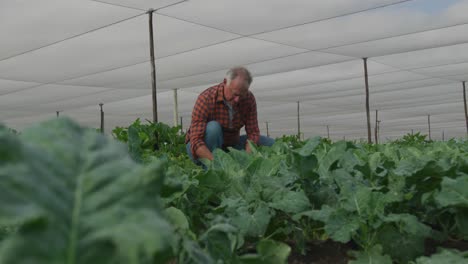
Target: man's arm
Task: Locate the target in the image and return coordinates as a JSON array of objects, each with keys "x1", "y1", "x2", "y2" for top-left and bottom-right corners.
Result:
[
  {"x1": 245, "y1": 140, "x2": 253, "y2": 154},
  {"x1": 244, "y1": 93, "x2": 260, "y2": 152},
  {"x1": 195, "y1": 145, "x2": 214, "y2": 160},
  {"x1": 190, "y1": 95, "x2": 213, "y2": 160}
]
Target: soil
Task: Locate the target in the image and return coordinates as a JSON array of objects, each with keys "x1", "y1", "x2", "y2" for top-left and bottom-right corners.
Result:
[
  {"x1": 167, "y1": 238, "x2": 468, "y2": 264},
  {"x1": 288, "y1": 240, "x2": 355, "y2": 264},
  {"x1": 287, "y1": 239, "x2": 468, "y2": 264},
  {"x1": 425, "y1": 238, "x2": 468, "y2": 255}
]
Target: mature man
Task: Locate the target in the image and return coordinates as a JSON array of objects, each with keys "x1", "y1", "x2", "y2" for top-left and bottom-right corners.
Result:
[{"x1": 185, "y1": 66, "x2": 274, "y2": 164}]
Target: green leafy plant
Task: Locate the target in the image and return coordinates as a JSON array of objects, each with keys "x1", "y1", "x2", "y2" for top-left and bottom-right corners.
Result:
[
  {"x1": 112, "y1": 118, "x2": 190, "y2": 166},
  {"x1": 0, "y1": 118, "x2": 176, "y2": 264},
  {"x1": 4, "y1": 119, "x2": 466, "y2": 263},
  {"x1": 277, "y1": 134, "x2": 304, "y2": 149},
  {"x1": 412, "y1": 248, "x2": 468, "y2": 263},
  {"x1": 393, "y1": 132, "x2": 432, "y2": 145}
]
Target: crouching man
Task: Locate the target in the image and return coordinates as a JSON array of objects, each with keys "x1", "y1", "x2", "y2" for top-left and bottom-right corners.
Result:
[{"x1": 185, "y1": 66, "x2": 274, "y2": 165}]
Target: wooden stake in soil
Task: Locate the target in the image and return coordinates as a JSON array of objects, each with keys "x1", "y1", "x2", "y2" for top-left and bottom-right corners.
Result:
[
  {"x1": 148, "y1": 9, "x2": 158, "y2": 123},
  {"x1": 363, "y1": 58, "x2": 372, "y2": 144},
  {"x1": 327, "y1": 125, "x2": 330, "y2": 139}
]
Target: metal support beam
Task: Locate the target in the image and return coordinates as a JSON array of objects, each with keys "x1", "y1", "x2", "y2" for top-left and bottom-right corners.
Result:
[
  {"x1": 363, "y1": 58, "x2": 372, "y2": 144},
  {"x1": 173, "y1": 89, "x2": 179, "y2": 127},
  {"x1": 99, "y1": 103, "x2": 104, "y2": 134},
  {"x1": 148, "y1": 10, "x2": 158, "y2": 123}
]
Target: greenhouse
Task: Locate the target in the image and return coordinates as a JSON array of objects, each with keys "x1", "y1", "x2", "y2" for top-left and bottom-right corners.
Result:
[{"x1": 1, "y1": 0, "x2": 467, "y2": 263}]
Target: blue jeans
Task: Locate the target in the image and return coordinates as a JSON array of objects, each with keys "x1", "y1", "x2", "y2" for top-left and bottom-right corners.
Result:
[{"x1": 186, "y1": 121, "x2": 275, "y2": 164}]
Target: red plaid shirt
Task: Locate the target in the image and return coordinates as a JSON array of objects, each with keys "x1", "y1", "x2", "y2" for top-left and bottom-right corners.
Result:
[{"x1": 186, "y1": 82, "x2": 260, "y2": 159}]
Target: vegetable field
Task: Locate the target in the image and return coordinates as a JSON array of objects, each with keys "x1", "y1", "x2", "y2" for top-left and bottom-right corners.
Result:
[{"x1": 1, "y1": 118, "x2": 467, "y2": 264}]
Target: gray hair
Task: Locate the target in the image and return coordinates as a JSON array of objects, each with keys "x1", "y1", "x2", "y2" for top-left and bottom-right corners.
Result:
[{"x1": 226, "y1": 66, "x2": 253, "y2": 86}]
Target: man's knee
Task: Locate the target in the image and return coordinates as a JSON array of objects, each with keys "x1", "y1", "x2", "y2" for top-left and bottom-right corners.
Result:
[
  {"x1": 205, "y1": 121, "x2": 224, "y2": 151},
  {"x1": 206, "y1": 121, "x2": 222, "y2": 136},
  {"x1": 260, "y1": 135, "x2": 275, "y2": 147}
]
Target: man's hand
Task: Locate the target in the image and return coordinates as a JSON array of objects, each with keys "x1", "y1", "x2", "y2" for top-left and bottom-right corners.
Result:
[
  {"x1": 245, "y1": 141, "x2": 252, "y2": 154},
  {"x1": 195, "y1": 145, "x2": 214, "y2": 161}
]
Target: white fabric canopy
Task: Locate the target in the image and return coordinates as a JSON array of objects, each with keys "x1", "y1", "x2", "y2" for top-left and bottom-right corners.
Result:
[{"x1": 1, "y1": 0, "x2": 468, "y2": 141}]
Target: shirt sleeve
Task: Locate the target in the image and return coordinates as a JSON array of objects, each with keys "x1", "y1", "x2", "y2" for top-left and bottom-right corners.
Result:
[
  {"x1": 245, "y1": 93, "x2": 260, "y2": 145},
  {"x1": 189, "y1": 94, "x2": 209, "y2": 159}
]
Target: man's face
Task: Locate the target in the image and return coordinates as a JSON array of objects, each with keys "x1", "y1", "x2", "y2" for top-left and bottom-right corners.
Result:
[{"x1": 228, "y1": 77, "x2": 249, "y2": 104}]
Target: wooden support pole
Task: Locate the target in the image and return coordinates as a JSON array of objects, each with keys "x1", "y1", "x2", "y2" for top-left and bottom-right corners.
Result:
[
  {"x1": 327, "y1": 125, "x2": 330, "y2": 139},
  {"x1": 148, "y1": 10, "x2": 158, "y2": 123},
  {"x1": 297, "y1": 101, "x2": 301, "y2": 139},
  {"x1": 442, "y1": 130, "x2": 445, "y2": 141},
  {"x1": 463, "y1": 81, "x2": 468, "y2": 137},
  {"x1": 428, "y1": 114, "x2": 431, "y2": 140},
  {"x1": 266, "y1": 122, "x2": 270, "y2": 137},
  {"x1": 363, "y1": 58, "x2": 372, "y2": 144},
  {"x1": 99, "y1": 103, "x2": 104, "y2": 134},
  {"x1": 377, "y1": 120, "x2": 381, "y2": 143},
  {"x1": 173, "y1": 89, "x2": 179, "y2": 127},
  {"x1": 374, "y1": 110, "x2": 379, "y2": 144},
  {"x1": 180, "y1": 116, "x2": 183, "y2": 133},
  {"x1": 56, "y1": 111, "x2": 60, "y2": 118}
]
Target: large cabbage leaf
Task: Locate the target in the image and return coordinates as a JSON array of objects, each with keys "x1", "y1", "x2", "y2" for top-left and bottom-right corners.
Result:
[{"x1": 0, "y1": 118, "x2": 174, "y2": 264}]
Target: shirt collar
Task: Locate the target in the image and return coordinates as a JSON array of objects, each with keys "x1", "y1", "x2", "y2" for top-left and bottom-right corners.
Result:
[{"x1": 216, "y1": 82, "x2": 225, "y2": 103}]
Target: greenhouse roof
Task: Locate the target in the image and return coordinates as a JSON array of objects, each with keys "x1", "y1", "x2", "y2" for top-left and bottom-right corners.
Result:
[{"x1": 1, "y1": 0, "x2": 468, "y2": 140}]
